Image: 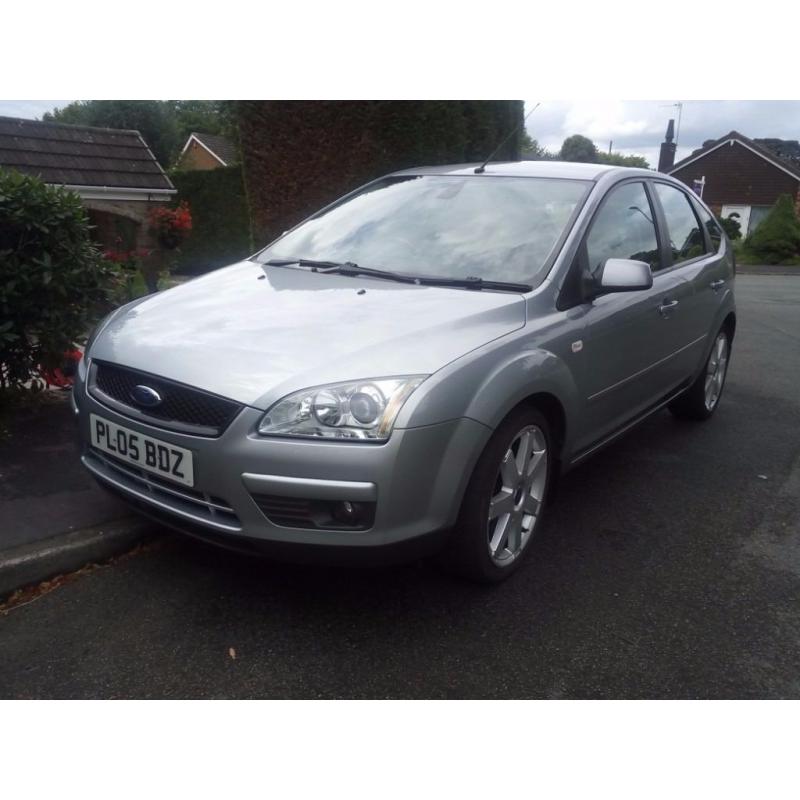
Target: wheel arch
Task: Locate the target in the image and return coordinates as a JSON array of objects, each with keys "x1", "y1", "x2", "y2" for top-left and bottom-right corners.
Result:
[
  {"x1": 458, "y1": 347, "x2": 578, "y2": 464},
  {"x1": 722, "y1": 310, "x2": 737, "y2": 341},
  {"x1": 518, "y1": 392, "x2": 567, "y2": 462}
]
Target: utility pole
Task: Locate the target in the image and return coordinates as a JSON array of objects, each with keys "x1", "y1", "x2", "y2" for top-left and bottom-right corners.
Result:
[{"x1": 608, "y1": 140, "x2": 613, "y2": 154}]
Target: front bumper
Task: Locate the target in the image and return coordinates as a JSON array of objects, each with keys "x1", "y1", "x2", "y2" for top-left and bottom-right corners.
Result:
[{"x1": 74, "y1": 376, "x2": 491, "y2": 553}]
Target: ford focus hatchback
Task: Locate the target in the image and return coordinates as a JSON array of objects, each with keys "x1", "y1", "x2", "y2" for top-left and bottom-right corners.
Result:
[{"x1": 74, "y1": 161, "x2": 735, "y2": 582}]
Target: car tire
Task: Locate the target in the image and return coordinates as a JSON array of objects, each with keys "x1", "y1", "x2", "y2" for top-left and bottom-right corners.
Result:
[
  {"x1": 669, "y1": 327, "x2": 732, "y2": 421},
  {"x1": 441, "y1": 406, "x2": 552, "y2": 583}
]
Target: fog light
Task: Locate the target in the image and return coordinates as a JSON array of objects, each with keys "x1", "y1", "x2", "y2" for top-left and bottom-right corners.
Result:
[{"x1": 332, "y1": 500, "x2": 362, "y2": 525}]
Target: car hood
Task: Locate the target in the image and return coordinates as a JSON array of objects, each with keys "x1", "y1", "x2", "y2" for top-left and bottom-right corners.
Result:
[{"x1": 91, "y1": 261, "x2": 526, "y2": 409}]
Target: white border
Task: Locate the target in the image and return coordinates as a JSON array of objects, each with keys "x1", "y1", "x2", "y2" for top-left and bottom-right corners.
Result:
[
  {"x1": 59, "y1": 183, "x2": 176, "y2": 201},
  {"x1": 178, "y1": 133, "x2": 227, "y2": 166}
]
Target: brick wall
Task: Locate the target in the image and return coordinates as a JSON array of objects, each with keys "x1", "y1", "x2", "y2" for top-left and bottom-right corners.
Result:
[
  {"x1": 672, "y1": 140, "x2": 800, "y2": 207},
  {"x1": 176, "y1": 140, "x2": 223, "y2": 171}
]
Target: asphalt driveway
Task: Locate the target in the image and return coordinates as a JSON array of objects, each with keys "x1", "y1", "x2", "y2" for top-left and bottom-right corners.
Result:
[{"x1": 1, "y1": 274, "x2": 798, "y2": 698}]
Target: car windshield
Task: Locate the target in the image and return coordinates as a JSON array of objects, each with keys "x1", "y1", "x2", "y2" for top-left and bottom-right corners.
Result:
[{"x1": 257, "y1": 175, "x2": 591, "y2": 286}]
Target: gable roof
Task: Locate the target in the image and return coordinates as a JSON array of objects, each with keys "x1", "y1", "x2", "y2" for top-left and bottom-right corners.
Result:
[
  {"x1": 180, "y1": 132, "x2": 237, "y2": 166},
  {"x1": 0, "y1": 115, "x2": 175, "y2": 193},
  {"x1": 669, "y1": 130, "x2": 800, "y2": 183},
  {"x1": 754, "y1": 137, "x2": 800, "y2": 167}
]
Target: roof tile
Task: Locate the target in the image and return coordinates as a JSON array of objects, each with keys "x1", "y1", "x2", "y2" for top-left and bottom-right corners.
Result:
[{"x1": 0, "y1": 116, "x2": 174, "y2": 191}]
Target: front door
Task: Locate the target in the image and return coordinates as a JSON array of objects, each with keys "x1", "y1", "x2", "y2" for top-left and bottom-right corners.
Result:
[{"x1": 571, "y1": 181, "x2": 693, "y2": 452}]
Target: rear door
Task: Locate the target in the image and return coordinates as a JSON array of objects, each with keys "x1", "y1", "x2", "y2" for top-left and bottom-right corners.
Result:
[
  {"x1": 650, "y1": 181, "x2": 725, "y2": 376},
  {"x1": 574, "y1": 180, "x2": 692, "y2": 450}
]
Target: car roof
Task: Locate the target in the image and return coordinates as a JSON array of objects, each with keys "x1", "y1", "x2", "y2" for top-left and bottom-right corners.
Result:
[{"x1": 389, "y1": 160, "x2": 624, "y2": 181}]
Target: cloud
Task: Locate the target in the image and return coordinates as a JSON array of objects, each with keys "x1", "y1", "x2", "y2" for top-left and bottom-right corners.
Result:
[
  {"x1": 525, "y1": 100, "x2": 800, "y2": 166},
  {"x1": 0, "y1": 100, "x2": 73, "y2": 119}
]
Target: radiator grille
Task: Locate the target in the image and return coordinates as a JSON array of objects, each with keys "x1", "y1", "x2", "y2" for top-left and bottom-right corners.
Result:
[{"x1": 91, "y1": 361, "x2": 242, "y2": 436}]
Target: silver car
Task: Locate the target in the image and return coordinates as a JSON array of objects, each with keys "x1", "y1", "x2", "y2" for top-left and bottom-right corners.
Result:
[{"x1": 74, "y1": 161, "x2": 735, "y2": 582}]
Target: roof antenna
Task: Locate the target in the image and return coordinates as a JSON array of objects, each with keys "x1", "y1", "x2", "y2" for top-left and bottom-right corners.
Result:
[{"x1": 474, "y1": 102, "x2": 540, "y2": 174}]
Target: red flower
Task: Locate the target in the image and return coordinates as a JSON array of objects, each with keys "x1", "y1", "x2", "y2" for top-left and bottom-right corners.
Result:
[
  {"x1": 147, "y1": 201, "x2": 192, "y2": 249},
  {"x1": 39, "y1": 349, "x2": 83, "y2": 388}
]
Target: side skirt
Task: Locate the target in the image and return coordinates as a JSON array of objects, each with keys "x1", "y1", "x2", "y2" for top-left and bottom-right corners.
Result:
[{"x1": 566, "y1": 379, "x2": 692, "y2": 469}]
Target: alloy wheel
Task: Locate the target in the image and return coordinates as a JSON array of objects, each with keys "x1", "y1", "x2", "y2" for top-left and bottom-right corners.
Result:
[
  {"x1": 704, "y1": 333, "x2": 729, "y2": 411},
  {"x1": 487, "y1": 425, "x2": 548, "y2": 566}
]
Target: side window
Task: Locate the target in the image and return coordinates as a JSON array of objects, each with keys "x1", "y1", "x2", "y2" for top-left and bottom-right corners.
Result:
[
  {"x1": 654, "y1": 183, "x2": 708, "y2": 263},
  {"x1": 694, "y1": 203, "x2": 723, "y2": 253},
  {"x1": 586, "y1": 182, "x2": 660, "y2": 274}
]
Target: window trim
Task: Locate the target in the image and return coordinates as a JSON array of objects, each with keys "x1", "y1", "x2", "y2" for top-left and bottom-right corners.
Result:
[
  {"x1": 556, "y1": 178, "x2": 663, "y2": 310},
  {"x1": 691, "y1": 198, "x2": 724, "y2": 254},
  {"x1": 649, "y1": 178, "x2": 713, "y2": 269}
]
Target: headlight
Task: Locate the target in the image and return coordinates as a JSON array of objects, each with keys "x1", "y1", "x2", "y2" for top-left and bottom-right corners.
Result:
[{"x1": 257, "y1": 376, "x2": 427, "y2": 441}]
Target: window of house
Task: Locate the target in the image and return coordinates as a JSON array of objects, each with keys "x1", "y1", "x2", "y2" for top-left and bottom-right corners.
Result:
[
  {"x1": 654, "y1": 183, "x2": 707, "y2": 264},
  {"x1": 748, "y1": 206, "x2": 774, "y2": 234},
  {"x1": 585, "y1": 182, "x2": 660, "y2": 273}
]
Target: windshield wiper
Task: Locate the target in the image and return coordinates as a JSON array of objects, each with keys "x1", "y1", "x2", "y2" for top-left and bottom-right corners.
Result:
[
  {"x1": 264, "y1": 259, "x2": 531, "y2": 292},
  {"x1": 265, "y1": 258, "x2": 417, "y2": 284},
  {"x1": 264, "y1": 258, "x2": 355, "y2": 270},
  {"x1": 415, "y1": 275, "x2": 532, "y2": 293}
]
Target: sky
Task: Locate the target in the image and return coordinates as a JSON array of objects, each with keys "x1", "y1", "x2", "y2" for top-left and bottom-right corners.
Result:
[
  {"x1": 523, "y1": 100, "x2": 800, "y2": 166},
  {"x1": 2, "y1": 100, "x2": 799, "y2": 169}
]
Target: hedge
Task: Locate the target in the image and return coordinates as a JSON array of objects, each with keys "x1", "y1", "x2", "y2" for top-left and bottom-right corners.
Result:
[
  {"x1": 169, "y1": 166, "x2": 252, "y2": 274},
  {"x1": 234, "y1": 101, "x2": 523, "y2": 244}
]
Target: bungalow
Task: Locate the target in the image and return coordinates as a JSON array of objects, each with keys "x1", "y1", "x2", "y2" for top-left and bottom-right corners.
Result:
[
  {"x1": 0, "y1": 115, "x2": 175, "y2": 251},
  {"x1": 661, "y1": 128, "x2": 800, "y2": 236},
  {"x1": 175, "y1": 132, "x2": 237, "y2": 171}
]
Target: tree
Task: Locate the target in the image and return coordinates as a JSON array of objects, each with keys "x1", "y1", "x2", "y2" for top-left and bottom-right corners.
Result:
[
  {"x1": 744, "y1": 194, "x2": 800, "y2": 263},
  {"x1": 520, "y1": 132, "x2": 550, "y2": 159},
  {"x1": 559, "y1": 134, "x2": 598, "y2": 163},
  {"x1": 597, "y1": 151, "x2": 650, "y2": 168},
  {"x1": 557, "y1": 135, "x2": 650, "y2": 168},
  {"x1": 171, "y1": 101, "x2": 231, "y2": 147}
]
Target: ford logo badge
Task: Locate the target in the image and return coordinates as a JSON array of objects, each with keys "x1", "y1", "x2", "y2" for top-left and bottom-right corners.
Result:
[{"x1": 131, "y1": 385, "x2": 162, "y2": 408}]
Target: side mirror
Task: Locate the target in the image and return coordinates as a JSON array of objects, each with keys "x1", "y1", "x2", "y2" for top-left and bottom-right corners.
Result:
[{"x1": 595, "y1": 258, "x2": 653, "y2": 296}]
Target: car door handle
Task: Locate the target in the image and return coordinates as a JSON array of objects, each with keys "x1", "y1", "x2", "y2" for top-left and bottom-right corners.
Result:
[
  {"x1": 710, "y1": 279, "x2": 725, "y2": 291},
  {"x1": 658, "y1": 299, "x2": 679, "y2": 317}
]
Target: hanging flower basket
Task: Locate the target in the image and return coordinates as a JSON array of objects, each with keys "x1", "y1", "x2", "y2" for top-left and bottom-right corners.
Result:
[{"x1": 148, "y1": 201, "x2": 193, "y2": 250}]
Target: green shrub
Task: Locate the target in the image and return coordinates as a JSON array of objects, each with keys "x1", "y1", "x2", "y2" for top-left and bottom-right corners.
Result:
[
  {"x1": 0, "y1": 169, "x2": 115, "y2": 391},
  {"x1": 170, "y1": 167, "x2": 252, "y2": 274},
  {"x1": 744, "y1": 194, "x2": 800, "y2": 264},
  {"x1": 717, "y1": 212, "x2": 742, "y2": 240}
]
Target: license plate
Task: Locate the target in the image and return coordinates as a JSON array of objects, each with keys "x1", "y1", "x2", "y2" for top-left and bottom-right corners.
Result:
[{"x1": 90, "y1": 413, "x2": 194, "y2": 487}]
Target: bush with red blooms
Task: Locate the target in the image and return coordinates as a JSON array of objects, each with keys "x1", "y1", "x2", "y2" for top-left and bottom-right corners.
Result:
[
  {"x1": 104, "y1": 247, "x2": 151, "y2": 266},
  {"x1": 102, "y1": 244, "x2": 154, "y2": 301},
  {"x1": 148, "y1": 201, "x2": 192, "y2": 249},
  {"x1": 39, "y1": 348, "x2": 83, "y2": 388}
]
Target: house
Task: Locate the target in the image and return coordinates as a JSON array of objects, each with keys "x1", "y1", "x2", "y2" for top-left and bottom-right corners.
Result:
[
  {"x1": 176, "y1": 132, "x2": 237, "y2": 171},
  {"x1": 659, "y1": 126, "x2": 800, "y2": 236},
  {"x1": 0, "y1": 115, "x2": 175, "y2": 251}
]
